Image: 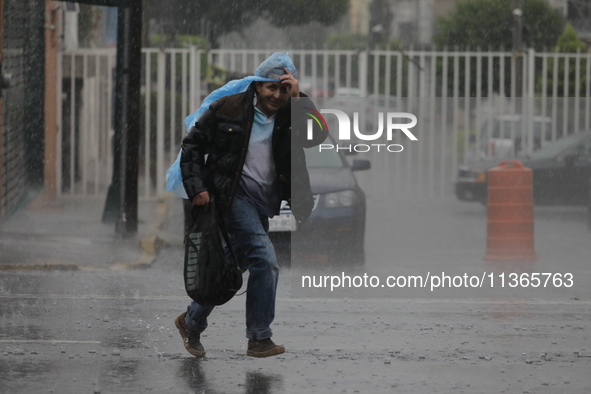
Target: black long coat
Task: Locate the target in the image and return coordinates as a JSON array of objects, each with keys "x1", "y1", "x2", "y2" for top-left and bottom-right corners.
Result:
[{"x1": 180, "y1": 83, "x2": 327, "y2": 224}]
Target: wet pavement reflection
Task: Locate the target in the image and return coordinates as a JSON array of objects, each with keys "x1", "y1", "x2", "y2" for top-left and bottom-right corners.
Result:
[
  {"x1": 179, "y1": 358, "x2": 210, "y2": 392},
  {"x1": 244, "y1": 371, "x2": 284, "y2": 394},
  {"x1": 1, "y1": 199, "x2": 590, "y2": 392},
  {"x1": 178, "y1": 358, "x2": 285, "y2": 393}
]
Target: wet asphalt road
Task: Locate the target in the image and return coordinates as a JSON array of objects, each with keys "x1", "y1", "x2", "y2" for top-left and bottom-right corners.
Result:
[{"x1": 1, "y1": 199, "x2": 591, "y2": 393}]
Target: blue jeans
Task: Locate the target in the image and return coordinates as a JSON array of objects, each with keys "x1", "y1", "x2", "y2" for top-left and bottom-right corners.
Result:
[{"x1": 184, "y1": 196, "x2": 279, "y2": 340}]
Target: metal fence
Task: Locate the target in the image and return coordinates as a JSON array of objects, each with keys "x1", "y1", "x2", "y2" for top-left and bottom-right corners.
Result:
[{"x1": 57, "y1": 48, "x2": 591, "y2": 201}]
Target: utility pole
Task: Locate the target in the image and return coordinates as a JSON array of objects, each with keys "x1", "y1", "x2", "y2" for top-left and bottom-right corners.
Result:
[
  {"x1": 102, "y1": 0, "x2": 142, "y2": 236},
  {"x1": 513, "y1": 0, "x2": 524, "y2": 98},
  {"x1": 0, "y1": 0, "x2": 4, "y2": 220},
  {"x1": 368, "y1": 0, "x2": 392, "y2": 50}
]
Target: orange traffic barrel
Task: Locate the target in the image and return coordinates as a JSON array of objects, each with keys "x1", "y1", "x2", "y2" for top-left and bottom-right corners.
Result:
[{"x1": 484, "y1": 160, "x2": 538, "y2": 261}]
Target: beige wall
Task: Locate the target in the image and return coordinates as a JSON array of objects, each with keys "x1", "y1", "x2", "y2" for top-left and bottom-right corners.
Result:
[
  {"x1": 350, "y1": 0, "x2": 372, "y2": 34},
  {"x1": 548, "y1": 0, "x2": 567, "y2": 16},
  {"x1": 434, "y1": 0, "x2": 461, "y2": 18}
]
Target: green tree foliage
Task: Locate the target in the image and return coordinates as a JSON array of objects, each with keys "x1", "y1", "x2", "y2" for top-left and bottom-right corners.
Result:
[
  {"x1": 433, "y1": 0, "x2": 567, "y2": 97},
  {"x1": 149, "y1": 34, "x2": 210, "y2": 50},
  {"x1": 433, "y1": 0, "x2": 565, "y2": 51},
  {"x1": 537, "y1": 23, "x2": 589, "y2": 97},
  {"x1": 145, "y1": 0, "x2": 349, "y2": 48},
  {"x1": 325, "y1": 34, "x2": 407, "y2": 95},
  {"x1": 368, "y1": 0, "x2": 392, "y2": 49},
  {"x1": 326, "y1": 33, "x2": 368, "y2": 50},
  {"x1": 268, "y1": 0, "x2": 350, "y2": 26},
  {"x1": 555, "y1": 23, "x2": 589, "y2": 52}
]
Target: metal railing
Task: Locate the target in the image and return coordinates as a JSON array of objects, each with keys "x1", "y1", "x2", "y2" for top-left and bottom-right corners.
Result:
[{"x1": 56, "y1": 48, "x2": 591, "y2": 201}]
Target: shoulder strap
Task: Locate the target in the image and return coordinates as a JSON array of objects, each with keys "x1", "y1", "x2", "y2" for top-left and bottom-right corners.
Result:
[{"x1": 210, "y1": 197, "x2": 238, "y2": 267}]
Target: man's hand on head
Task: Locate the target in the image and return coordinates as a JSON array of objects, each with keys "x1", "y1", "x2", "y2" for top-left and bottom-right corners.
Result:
[
  {"x1": 280, "y1": 68, "x2": 300, "y2": 98},
  {"x1": 192, "y1": 191, "x2": 210, "y2": 206}
]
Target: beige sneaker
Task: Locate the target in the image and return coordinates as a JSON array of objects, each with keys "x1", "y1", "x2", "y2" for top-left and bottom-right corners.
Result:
[
  {"x1": 247, "y1": 338, "x2": 285, "y2": 358},
  {"x1": 174, "y1": 313, "x2": 206, "y2": 357}
]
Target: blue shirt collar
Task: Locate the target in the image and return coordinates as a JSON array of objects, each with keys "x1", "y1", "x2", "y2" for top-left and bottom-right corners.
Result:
[{"x1": 253, "y1": 100, "x2": 276, "y2": 124}]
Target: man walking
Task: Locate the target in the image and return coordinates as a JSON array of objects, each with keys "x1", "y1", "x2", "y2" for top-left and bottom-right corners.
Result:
[{"x1": 174, "y1": 53, "x2": 327, "y2": 358}]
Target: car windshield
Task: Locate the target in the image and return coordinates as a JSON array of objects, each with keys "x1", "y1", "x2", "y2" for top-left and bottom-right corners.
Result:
[
  {"x1": 527, "y1": 133, "x2": 584, "y2": 160},
  {"x1": 304, "y1": 138, "x2": 344, "y2": 168}
]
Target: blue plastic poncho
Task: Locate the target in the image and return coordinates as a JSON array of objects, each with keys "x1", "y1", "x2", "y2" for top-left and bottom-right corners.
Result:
[{"x1": 165, "y1": 52, "x2": 297, "y2": 199}]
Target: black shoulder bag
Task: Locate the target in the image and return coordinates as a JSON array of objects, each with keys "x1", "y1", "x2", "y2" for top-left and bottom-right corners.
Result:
[{"x1": 184, "y1": 198, "x2": 243, "y2": 306}]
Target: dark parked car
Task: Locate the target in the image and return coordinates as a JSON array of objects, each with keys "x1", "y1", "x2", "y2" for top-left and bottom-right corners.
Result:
[
  {"x1": 475, "y1": 115, "x2": 553, "y2": 159},
  {"x1": 455, "y1": 131, "x2": 591, "y2": 205},
  {"x1": 269, "y1": 135, "x2": 371, "y2": 267}
]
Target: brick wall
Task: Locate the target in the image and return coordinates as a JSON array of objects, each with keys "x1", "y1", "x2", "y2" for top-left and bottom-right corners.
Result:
[{"x1": 1, "y1": 0, "x2": 45, "y2": 219}]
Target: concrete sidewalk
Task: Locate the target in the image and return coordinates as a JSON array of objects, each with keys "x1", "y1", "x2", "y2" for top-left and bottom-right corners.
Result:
[{"x1": 0, "y1": 193, "x2": 173, "y2": 271}]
